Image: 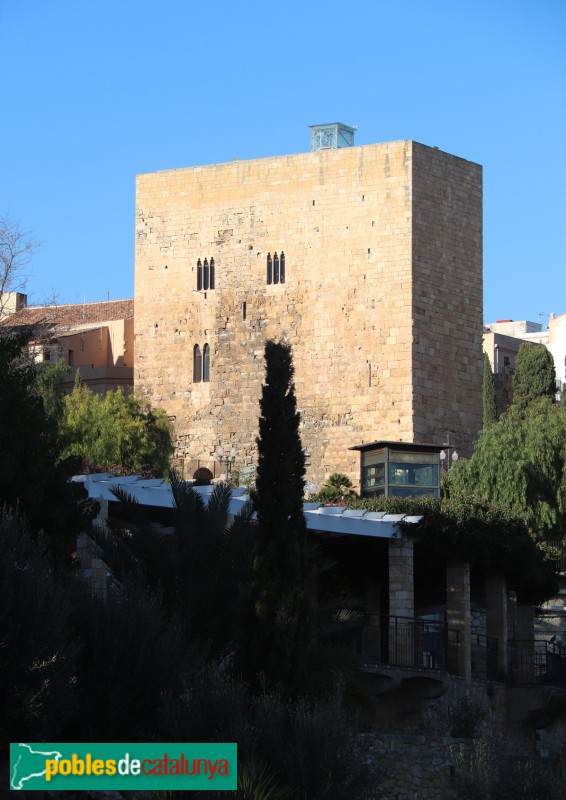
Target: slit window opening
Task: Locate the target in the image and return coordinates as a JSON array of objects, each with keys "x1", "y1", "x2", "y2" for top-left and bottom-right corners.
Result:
[
  {"x1": 193, "y1": 344, "x2": 202, "y2": 383},
  {"x1": 203, "y1": 344, "x2": 210, "y2": 382}
]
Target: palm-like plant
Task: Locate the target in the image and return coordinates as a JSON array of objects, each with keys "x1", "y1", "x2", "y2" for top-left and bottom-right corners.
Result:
[
  {"x1": 318, "y1": 473, "x2": 356, "y2": 504},
  {"x1": 89, "y1": 477, "x2": 255, "y2": 655}
]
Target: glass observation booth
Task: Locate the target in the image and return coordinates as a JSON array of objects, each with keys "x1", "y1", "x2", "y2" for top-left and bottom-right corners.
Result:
[{"x1": 349, "y1": 441, "x2": 442, "y2": 499}]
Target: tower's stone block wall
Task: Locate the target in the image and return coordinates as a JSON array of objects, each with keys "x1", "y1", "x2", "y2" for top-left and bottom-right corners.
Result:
[
  {"x1": 134, "y1": 140, "x2": 482, "y2": 486},
  {"x1": 411, "y1": 143, "x2": 483, "y2": 452}
]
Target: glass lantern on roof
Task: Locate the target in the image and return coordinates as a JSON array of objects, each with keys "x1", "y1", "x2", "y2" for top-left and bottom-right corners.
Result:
[{"x1": 309, "y1": 123, "x2": 356, "y2": 152}]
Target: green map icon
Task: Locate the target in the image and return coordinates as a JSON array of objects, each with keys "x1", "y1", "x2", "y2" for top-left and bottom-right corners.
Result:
[{"x1": 10, "y1": 743, "x2": 63, "y2": 790}]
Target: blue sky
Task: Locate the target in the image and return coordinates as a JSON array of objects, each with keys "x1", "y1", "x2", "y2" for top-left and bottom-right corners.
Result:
[{"x1": 1, "y1": 0, "x2": 564, "y2": 324}]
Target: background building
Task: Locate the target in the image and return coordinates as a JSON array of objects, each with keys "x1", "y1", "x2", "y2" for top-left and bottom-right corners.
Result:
[
  {"x1": 134, "y1": 131, "x2": 483, "y2": 488},
  {"x1": 484, "y1": 313, "x2": 565, "y2": 407},
  {"x1": 0, "y1": 294, "x2": 134, "y2": 394},
  {"x1": 545, "y1": 313, "x2": 566, "y2": 396}
]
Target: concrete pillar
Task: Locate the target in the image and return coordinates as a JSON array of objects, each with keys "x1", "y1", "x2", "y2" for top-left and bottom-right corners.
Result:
[
  {"x1": 388, "y1": 536, "x2": 414, "y2": 667},
  {"x1": 485, "y1": 573, "x2": 508, "y2": 678},
  {"x1": 388, "y1": 536, "x2": 414, "y2": 618},
  {"x1": 447, "y1": 561, "x2": 471, "y2": 681}
]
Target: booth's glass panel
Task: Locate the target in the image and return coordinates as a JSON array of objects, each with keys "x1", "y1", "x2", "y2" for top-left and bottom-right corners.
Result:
[
  {"x1": 388, "y1": 462, "x2": 439, "y2": 487},
  {"x1": 362, "y1": 462, "x2": 385, "y2": 493}
]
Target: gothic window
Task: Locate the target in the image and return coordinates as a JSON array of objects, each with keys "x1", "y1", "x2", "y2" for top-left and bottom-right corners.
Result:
[
  {"x1": 193, "y1": 344, "x2": 202, "y2": 383},
  {"x1": 197, "y1": 257, "x2": 215, "y2": 291},
  {"x1": 203, "y1": 343, "x2": 210, "y2": 382},
  {"x1": 267, "y1": 251, "x2": 286, "y2": 285}
]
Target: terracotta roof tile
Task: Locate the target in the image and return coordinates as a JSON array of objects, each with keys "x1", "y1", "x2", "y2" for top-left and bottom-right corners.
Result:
[{"x1": 0, "y1": 299, "x2": 134, "y2": 331}]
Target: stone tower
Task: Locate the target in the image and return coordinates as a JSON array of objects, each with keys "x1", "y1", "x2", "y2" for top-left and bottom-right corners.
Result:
[{"x1": 134, "y1": 136, "x2": 482, "y2": 487}]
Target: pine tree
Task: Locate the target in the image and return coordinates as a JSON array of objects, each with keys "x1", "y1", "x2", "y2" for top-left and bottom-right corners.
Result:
[
  {"x1": 449, "y1": 397, "x2": 566, "y2": 541},
  {"x1": 483, "y1": 352, "x2": 497, "y2": 426},
  {"x1": 512, "y1": 342, "x2": 556, "y2": 408},
  {"x1": 237, "y1": 340, "x2": 312, "y2": 693}
]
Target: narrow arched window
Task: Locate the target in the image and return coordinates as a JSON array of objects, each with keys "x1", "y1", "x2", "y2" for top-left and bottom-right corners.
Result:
[
  {"x1": 280, "y1": 251, "x2": 285, "y2": 284},
  {"x1": 203, "y1": 259, "x2": 209, "y2": 291},
  {"x1": 193, "y1": 344, "x2": 202, "y2": 383},
  {"x1": 197, "y1": 259, "x2": 202, "y2": 291},
  {"x1": 203, "y1": 343, "x2": 210, "y2": 382},
  {"x1": 267, "y1": 253, "x2": 272, "y2": 284},
  {"x1": 210, "y1": 258, "x2": 215, "y2": 290},
  {"x1": 273, "y1": 252, "x2": 279, "y2": 284}
]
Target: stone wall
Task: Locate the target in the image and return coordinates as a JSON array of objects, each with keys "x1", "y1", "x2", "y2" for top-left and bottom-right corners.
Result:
[
  {"x1": 364, "y1": 731, "x2": 463, "y2": 800},
  {"x1": 411, "y1": 144, "x2": 483, "y2": 452},
  {"x1": 134, "y1": 140, "x2": 482, "y2": 488},
  {"x1": 363, "y1": 677, "x2": 566, "y2": 799}
]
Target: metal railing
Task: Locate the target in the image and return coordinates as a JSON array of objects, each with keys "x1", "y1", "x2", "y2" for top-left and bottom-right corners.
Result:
[
  {"x1": 471, "y1": 634, "x2": 498, "y2": 681},
  {"x1": 548, "y1": 540, "x2": 566, "y2": 572},
  {"x1": 509, "y1": 640, "x2": 566, "y2": 689},
  {"x1": 333, "y1": 619, "x2": 566, "y2": 687},
  {"x1": 332, "y1": 613, "x2": 459, "y2": 673}
]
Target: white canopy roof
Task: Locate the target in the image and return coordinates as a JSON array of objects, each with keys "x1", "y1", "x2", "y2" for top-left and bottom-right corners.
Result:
[{"x1": 74, "y1": 474, "x2": 422, "y2": 540}]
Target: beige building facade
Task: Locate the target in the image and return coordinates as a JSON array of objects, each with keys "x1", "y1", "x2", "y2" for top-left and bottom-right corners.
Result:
[
  {"x1": 134, "y1": 138, "x2": 483, "y2": 488},
  {"x1": 0, "y1": 296, "x2": 134, "y2": 394},
  {"x1": 484, "y1": 313, "x2": 566, "y2": 406}
]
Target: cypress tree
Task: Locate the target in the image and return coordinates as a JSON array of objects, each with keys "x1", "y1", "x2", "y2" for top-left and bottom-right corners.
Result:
[
  {"x1": 483, "y1": 352, "x2": 497, "y2": 426},
  {"x1": 512, "y1": 342, "x2": 556, "y2": 408},
  {"x1": 237, "y1": 340, "x2": 312, "y2": 693}
]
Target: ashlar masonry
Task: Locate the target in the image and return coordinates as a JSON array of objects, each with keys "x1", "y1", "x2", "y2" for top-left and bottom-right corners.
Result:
[{"x1": 134, "y1": 137, "x2": 482, "y2": 488}]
